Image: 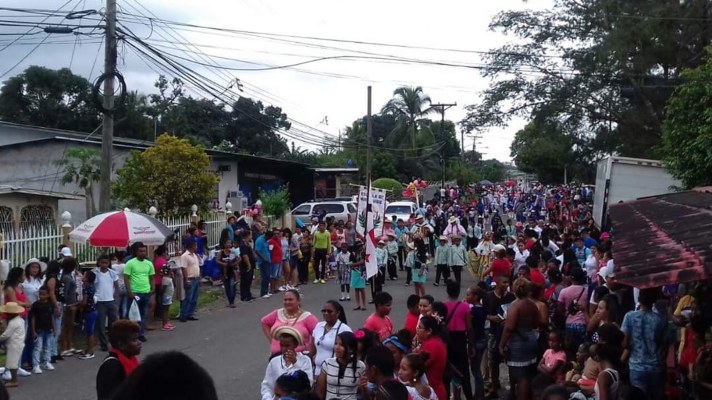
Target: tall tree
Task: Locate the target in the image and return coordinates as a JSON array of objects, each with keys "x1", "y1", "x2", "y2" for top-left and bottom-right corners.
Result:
[
  {"x1": 510, "y1": 121, "x2": 576, "y2": 184},
  {"x1": 0, "y1": 66, "x2": 99, "y2": 131},
  {"x1": 661, "y1": 46, "x2": 712, "y2": 188},
  {"x1": 461, "y1": 0, "x2": 712, "y2": 160},
  {"x1": 55, "y1": 148, "x2": 101, "y2": 218},
  {"x1": 227, "y1": 97, "x2": 291, "y2": 156}
]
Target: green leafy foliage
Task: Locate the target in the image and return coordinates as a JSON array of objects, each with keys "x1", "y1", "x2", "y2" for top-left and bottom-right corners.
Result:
[
  {"x1": 259, "y1": 186, "x2": 292, "y2": 218},
  {"x1": 372, "y1": 178, "x2": 403, "y2": 198},
  {"x1": 54, "y1": 148, "x2": 101, "y2": 218},
  {"x1": 661, "y1": 47, "x2": 712, "y2": 189},
  {"x1": 461, "y1": 0, "x2": 712, "y2": 166},
  {"x1": 510, "y1": 121, "x2": 576, "y2": 184},
  {"x1": 114, "y1": 135, "x2": 219, "y2": 216}
]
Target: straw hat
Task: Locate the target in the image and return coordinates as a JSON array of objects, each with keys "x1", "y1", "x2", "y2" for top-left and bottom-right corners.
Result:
[
  {"x1": 0, "y1": 302, "x2": 24, "y2": 314},
  {"x1": 415, "y1": 215, "x2": 424, "y2": 221},
  {"x1": 448, "y1": 216, "x2": 457, "y2": 224},
  {"x1": 271, "y1": 325, "x2": 304, "y2": 346},
  {"x1": 438, "y1": 235, "x2": 448, "y2": 242},
  {"x1": 406, "y1": 241, "x2": 415, "y2": 250},
  {"x1": 451, "y1": 235, "x2": 462, "y2": 241}
]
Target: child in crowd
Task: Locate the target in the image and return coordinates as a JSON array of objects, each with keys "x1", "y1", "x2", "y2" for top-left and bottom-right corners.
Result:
[
  {"x1": 111, "y1": 251, "x2": 128, "y2": 319},
  {"x1": 336, "y1": 242, "x2": 352, "y2": 302},
  {"x1": 433, "y1": 235, "x2": 449, "y2": 286},
  {"x1": 399, "y1": 353, "x2": 438, "y2": 400},
  {"x1": 449, "y1": 236, "x2": 468, "y2": 285},
  {"x1": 354, "y1": 329, "x2": 379, "y2": 362},
  {"x1": 576, "y1": 344, "x2": 602, "y2": 392},
  {"x1": 411, "y1": 243, "x2": 428, "y2": 297},
  {"x1": 160, "y1": 261, "x2": 176, "y2": 331},
  {"x1": 404, "y1": 242, "x2": 415, "y2": 288},
  {"x1": 533, "y1": 331, "x2": 567, "y2": 397},
  {"x1": 403, "y1": 294, "x2": 421, "y2": 337},
  {"x1": 564, "y1": 343, "x2": 590, "y2": 383},
  {"x1": 30, "y1": 286, "x2": 55, "y2": 374},
  {"x1": 327, "y1": 250, "x2": 337, "y2": 281},
  {"x1": 350, "y1": 241, "x2": 366, "y2": 311},
  {"x1": 363, "y1": 292, "x2": 394, "y2": 341},
  {"x1": 0, "y1": 302, "x2": 26, "y2": 387},
  {"x1": 261, "y1": 327, "x2": 314, "y2": 400},
  {"x1": 374, "y1": 240, "x2": 388, "y2": 298},
  {"x1": 80, "y1": 270, "x2": 98, "y2": 360},
  {"x1": 386, "y1": 233, "x2": 399, "y2": 280},
  {"x1": 274, "y1": 370, "x2": 312, "y2": 400}
]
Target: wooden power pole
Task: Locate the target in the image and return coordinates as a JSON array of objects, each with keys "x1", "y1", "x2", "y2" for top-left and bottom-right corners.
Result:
[
  {"x1": 431, "y1": 102, "x2": 456, "y2": 188},
  {"x1": 99, "y1": 0, "x2": 117, "y2": 212}
]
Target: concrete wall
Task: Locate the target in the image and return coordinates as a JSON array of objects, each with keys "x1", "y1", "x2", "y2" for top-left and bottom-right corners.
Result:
[
  {"x1": 0, "y1": 141, "x2": 133, "y2": 222},
  {"x1": 210, "y1": 159, "x2": 239, "y2": 209},
  {"x1": 0, "y1": 193, "x2": 60, "y2": 229}
]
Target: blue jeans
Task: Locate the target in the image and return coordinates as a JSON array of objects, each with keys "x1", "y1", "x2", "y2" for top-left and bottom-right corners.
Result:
[
  {"x1": 135, "y1": 293, "x2": 151, "y2": 336},
  {"x1": 224, "y1": 275, "x2": 236, "y2": 305},
  {"x1": 258, "y1": 262, "x2": 270, "y2": 296},
  {"x1": 33, "y1": 330, "x2": 53, "y2": 367},
  {"x1": 116, "y1": 287, "x2": 128, "y2": 319},
  {"x1": 180, "y1": 278, "x2": 200, "y2": 319},
  {"x1": 629, "y1": 368, "x2": 665, "y2": 400}
]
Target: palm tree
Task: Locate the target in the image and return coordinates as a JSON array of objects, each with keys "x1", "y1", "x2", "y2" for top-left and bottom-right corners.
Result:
[{"x1": 381, "y1": 86, "x2": 433, "y2": 150}]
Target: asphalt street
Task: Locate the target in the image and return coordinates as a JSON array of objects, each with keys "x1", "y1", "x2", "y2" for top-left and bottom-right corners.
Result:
[{"x1": 11, "y1": 269, "x2": 480, "y2": 400}]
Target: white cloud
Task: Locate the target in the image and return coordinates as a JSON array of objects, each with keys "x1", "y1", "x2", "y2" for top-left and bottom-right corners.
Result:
[{"x1": 0, "y1": 0, "x2": 553, "y2": 161}]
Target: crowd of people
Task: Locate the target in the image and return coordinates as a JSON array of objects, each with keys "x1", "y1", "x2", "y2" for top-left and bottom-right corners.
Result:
[{"x1": 2, "y1": 182, "x2": 712, "y2": 400}]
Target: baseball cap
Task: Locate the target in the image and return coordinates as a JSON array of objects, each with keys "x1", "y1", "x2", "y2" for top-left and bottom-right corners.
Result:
[{"x1": 60, "y1": 247, "x2": 73, "y2": 257}]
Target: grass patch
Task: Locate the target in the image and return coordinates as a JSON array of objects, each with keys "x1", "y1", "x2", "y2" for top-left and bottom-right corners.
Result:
[{"x1": 169, "y1": 285, "x2": 223, "y2": 317}]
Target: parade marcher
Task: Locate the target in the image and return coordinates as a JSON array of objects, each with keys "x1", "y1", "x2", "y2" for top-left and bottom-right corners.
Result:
[
  {"x1": 449, "y1": 235, "x2": 468, "y2": 286},
  {"x1": 433, "y1": 236, "x2": 450, "y2": 287}
]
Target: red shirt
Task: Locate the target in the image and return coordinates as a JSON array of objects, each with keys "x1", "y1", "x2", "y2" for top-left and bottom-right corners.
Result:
[
  {"x1": 363, "y1": 313, "x2": 394, "y2": 341},
  {"x1": 530, "y1": 268, "x2": 546, "y2": 287},
  {"x1": 417, "y1": 336, "x2": 447, "y2": 400},
  {"x1": 403, "y1": 312, "x2": 419, "y2": 337},
  {"x1": 268, "y1": 237, "x2": 282, "y2": 263},
  {"x1": 491, "y1": 258, "x2": 511, "y2": 279}
]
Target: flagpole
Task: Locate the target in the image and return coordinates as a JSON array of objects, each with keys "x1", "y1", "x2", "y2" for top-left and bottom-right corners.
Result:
[{"x1": 366, "y1": 86, "x2": 372, "y2": 191}]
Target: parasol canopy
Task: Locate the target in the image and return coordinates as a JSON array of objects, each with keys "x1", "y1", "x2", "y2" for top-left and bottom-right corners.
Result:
[
  {"x1": 479, "y1": 179, "x2": 493, "y2": 186},
  {"x1": 504, "y1": 180, "x2": 517, "y2": 187},
  {"x1": 69, "y1": 209, "x2": 174, "y2": 247}
]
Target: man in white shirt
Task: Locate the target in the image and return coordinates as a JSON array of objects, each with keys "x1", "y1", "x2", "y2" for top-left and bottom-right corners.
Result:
[
  {"x1": 179, "y1": 241, "x2": 201, "y2": 322},
  {"x1": 93, "y1": 254, "x2": 119, "y2": 352}
]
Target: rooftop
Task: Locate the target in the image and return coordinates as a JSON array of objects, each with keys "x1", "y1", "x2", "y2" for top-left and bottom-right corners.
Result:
[
  {"x1": 608, "y1": 189, "x2": 712, "y2": 288},
  {"x1": 0, "y1": 186, "x2": 84, "y2": 200}
]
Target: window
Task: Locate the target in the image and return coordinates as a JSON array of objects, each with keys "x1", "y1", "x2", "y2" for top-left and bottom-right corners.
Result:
[
  {"x1": 313, "y1": 203, "x2": 344, "y2": 214},
  {"x1": 347, "y1": 203, "x2": 357, "y2": 213},
  {"x1": 292, "y1": 204, "x2": 312, "y2": 215},
  {"x1": 385, "y1": 205, "x2": 414, "y2": 215},
  {"x1": 20, "y1": 205, "x2": 54, "y2": 229},
  {"x1": 0, "y1": 206, "x2": 13, "y2": 234}
]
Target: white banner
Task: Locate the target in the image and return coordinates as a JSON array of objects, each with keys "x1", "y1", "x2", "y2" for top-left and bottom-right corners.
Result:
[{"x1": 356, "y1": 186, "x2": 386, "y2": 237}]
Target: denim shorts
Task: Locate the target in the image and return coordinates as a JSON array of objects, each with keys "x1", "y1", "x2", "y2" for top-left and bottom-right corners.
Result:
[
  {"x1": 84, "y1": 310, "x2": 98, "y2": 336},
  {"x1": 270, "y1": 263, "x2": 281, "y2": 279}
]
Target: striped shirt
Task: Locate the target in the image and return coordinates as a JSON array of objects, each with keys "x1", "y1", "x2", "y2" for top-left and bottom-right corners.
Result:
[{"x1": 320, "y1": 357, "x2": 365, "y2": 400}]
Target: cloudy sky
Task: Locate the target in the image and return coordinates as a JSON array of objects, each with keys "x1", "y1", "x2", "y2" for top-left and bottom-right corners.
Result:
[{"x1": 0, "y1": 0, "x2": 552, "y2": 161}]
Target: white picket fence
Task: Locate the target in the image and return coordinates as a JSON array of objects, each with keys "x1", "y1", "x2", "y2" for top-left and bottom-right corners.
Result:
[{"x1": 0, "y1": 213, "x2": 228, "y2": 268}]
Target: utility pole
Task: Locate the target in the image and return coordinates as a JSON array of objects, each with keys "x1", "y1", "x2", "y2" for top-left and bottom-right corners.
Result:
[
  {"x1": 99, "y1": 0, "x2": 117, "y2": 212},
  {"x1": 431, "y1": 102, "x2": 456, "y2": 189},
  {"x1": 366, "y1": 87, "x2": 372, "y2": 184}
]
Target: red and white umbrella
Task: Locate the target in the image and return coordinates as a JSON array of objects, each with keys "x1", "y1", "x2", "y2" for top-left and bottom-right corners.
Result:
[{"x1": 69, "y1": 209, "x2": 174, "y2": 247}]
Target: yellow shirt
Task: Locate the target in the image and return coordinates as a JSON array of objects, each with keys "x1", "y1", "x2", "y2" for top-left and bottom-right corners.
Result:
[{"x1": 674, "y1": 294, "x2": 696, "y2": 357}]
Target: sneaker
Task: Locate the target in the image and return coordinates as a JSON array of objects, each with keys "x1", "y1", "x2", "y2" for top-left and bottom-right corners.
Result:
[
  {"x1": 32, "y1": 366, "x2": 42, "y2": 374},
  {"x1": 278, "y1": 285, "x2": 287, "y2": 292},
  {"x1": 17, "y1": 368, "x2": 31, "y2": 377},
  {"x1": 161, "y1": 324, "x2": 175, "y2": 331},
  {"x1": 262, "y1": 293, "x2": 272, "y2": 299},
  {"x1": 339, "y1": 297, "x2": 345, "y2": 301},
  {"x1": 42, "y1": 363, "x2": 54, "y2": 371},
  {"x1": 346, "y1": 296, "x2": 351, "y2": 301},
  {"x1": 433, "y1": 282, "x2": 439, "y2": 287},
  {"x1": 313, "y1": 279, "x2": 320, "y2": 284},
  {"x1": 138, "y1": 335, "x2": 147, "y2": 342},
  {"x1": 320, "y1": 279, "x2": 326, "y2": 284},
  {"x1": 78, "y1": 353, "x2": 95, "y2": 360},
  {"x1": 2, "y1": 371, "x2": 10, "y2": 381}
]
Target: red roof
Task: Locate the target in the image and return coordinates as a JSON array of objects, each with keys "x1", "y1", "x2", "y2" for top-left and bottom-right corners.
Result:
[{"x1": 608, "y1": 190, "x2": 712, "y2": 289}]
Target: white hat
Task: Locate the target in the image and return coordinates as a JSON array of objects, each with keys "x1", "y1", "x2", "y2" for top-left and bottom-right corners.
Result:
[
  {"x1": 22, "y1": 258, "x2": 47, "y2": 272},
  {"x1": 438, "y1": 235, "x2": 448, "y2": 241},
  {"x1": 493, "y1": 244, "x2": 506, "y2": 252},
  {"x1": 448, "y1": 216, "x2": 457, "y2": 224},
  {"x1": 60, "y1": 247, "x2": 73, "y2": 257}
]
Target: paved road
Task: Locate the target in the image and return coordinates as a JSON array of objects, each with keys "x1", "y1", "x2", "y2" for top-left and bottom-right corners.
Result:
[{"x1": 11, "y1": 271, "x2": 479, "y2": 400}]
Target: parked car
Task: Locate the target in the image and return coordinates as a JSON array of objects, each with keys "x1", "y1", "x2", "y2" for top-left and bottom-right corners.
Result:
[
  {"x1": 384, "y1": 201, "x2": 417, "y2": 223},
  {"x1": 291, "y1": 201, "x2": 357, "y2": 225}
]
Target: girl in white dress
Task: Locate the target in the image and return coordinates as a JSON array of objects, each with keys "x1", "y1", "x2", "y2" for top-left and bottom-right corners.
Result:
[{"x1": 398, "y1": 353, "x2": 439, "y2": 400}]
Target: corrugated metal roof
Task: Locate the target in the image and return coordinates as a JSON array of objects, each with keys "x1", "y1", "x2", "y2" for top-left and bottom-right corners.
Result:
[
  {"x1": 608, "y1": 190, "x2": 712, "y2": 288},
  {"x1": 0, "y1": 186, "x2": 84, "y2": 200}
]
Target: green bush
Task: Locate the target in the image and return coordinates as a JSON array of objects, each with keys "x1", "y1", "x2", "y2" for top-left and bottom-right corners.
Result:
[
  {"x1": 259, "y1": 186, "x2": 292, "y2": 218},
  {"x1": 372, "y1": 178, "x2": 403, "y2": 198}
]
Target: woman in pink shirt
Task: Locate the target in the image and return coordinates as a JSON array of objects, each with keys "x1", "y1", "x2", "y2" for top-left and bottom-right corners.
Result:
[
  {"x1": 444, "y1": 281, "x2": 473, "y2": 400},
  {"x1": 261, "y1": 289, "x2": 318, "y2": 355}
]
